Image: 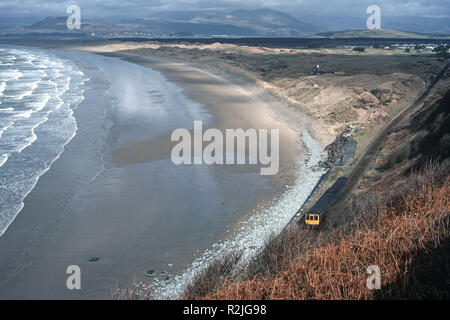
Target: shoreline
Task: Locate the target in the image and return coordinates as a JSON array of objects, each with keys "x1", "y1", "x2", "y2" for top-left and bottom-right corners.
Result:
[
  {"x1": 0, "y1": 33, "x2": 446, "y2": 301},
  {"x1": 146, "y1": 129, "x2": 326, "y2": 299},
  {"x1": 80, "y1": 47, "x2": 329, "y2": 298},
  {"x1": 0, "y1": 44, "x2": 89, "y2": 237},
  {"x1": 0, "y1": 43, "x2": 328, "y2": 299}
]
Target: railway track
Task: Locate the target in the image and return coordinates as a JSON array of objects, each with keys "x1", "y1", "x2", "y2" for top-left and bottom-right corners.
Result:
[{"x1": 330, "y1": 59, "x2": 449, "y2": 219}]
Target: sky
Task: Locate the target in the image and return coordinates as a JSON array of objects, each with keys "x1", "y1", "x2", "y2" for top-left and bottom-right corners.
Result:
[{"x1": 0, "y1": 0, "x2": 449, "y2": 21}]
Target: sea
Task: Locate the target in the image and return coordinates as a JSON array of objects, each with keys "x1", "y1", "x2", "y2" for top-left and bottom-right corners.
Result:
[{"x1": 0, "y1": 46, "x2": 88, "y2": 236}]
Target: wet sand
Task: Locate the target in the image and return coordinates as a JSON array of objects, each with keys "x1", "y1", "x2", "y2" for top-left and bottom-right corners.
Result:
[
  {"x1": 104, "y1": 51, "x2": 310, "y2": 185},
  {"x1": 0, "y1": 46, "x2": 323, "y2": 299}
]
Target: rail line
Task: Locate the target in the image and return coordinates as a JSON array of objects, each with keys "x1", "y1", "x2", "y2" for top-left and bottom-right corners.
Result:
[{"x1": 330, "y1": 60, "x2": 449, "y2": 216}]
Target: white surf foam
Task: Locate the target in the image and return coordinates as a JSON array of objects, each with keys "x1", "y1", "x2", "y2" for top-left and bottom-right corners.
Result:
[
  {"x1": 0, "y1": 154, "x2": 8, "y2": 167},
  {"x1": 13, "y1": 81, "x2": 40, "y2": 100},
  {"x1": 0, "y1": 47, "x2": 89, "y2": 236},
  {"x1": 1, "y1": 69, "x2": 23, "y2": 81},
  {"x1": 0, "y1": 82, "x2": 5, "y2": 96}
]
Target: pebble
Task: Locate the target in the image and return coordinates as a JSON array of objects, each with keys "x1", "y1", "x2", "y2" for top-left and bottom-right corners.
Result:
[{"x1": 145, "y1": 270, "x2": 156, "y2": 277}]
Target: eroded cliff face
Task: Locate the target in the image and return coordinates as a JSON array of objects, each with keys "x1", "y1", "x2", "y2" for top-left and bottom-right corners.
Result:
[
  {"x1": 377, "y1": 86, "x2": 450, "y2": 172},
  {"x1": 271, "y1": 72, "x2": 425, "y2": 134}
]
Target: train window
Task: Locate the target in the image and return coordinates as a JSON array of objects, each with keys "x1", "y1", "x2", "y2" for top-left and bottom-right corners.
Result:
[{"x1": 314, "y1": 215, "x2": 318, "y2": 221}]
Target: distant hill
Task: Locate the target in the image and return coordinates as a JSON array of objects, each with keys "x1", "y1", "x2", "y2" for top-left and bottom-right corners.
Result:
[
  {"x1": 0, "y1": 9, "x2": 325, "y2": 38},
  {"x1": 299, "y1": 15, "x2": 450, "y2": 35},
  {"x1": 130, "y1": 8, "x2": 325, "y2": 37},
  {"x1": 311, "y1": 29, "x2": 450, "y2": 39},
  {"x1": 28, "y1": 16, "x2": 73, "y2": 30},
  {"x1": 1, "y1": 11, "x2": 448, "y2": 39},
  {"x1": 28, "y1": 16, "x2": 123, "y2": 33},
  {"x1": 0, "y1": 16, "x2": 129, "y2": 37}
]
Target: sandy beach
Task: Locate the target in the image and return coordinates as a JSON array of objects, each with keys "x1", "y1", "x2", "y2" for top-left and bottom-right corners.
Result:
[
  {"x1": 0, "y1": 44, "x2": 325, "y2": 299},
  {"x1": 96, "y1": 50, "x2": 320, "y2": 184}
]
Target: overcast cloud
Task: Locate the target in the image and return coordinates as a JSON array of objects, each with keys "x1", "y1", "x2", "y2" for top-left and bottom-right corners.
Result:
[{"x1": 0, "y1": 0, "x2": 449, "y2": 20}]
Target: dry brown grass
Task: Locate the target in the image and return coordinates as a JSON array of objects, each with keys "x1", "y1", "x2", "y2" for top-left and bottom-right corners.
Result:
[
  {"x1": 190, "y1": 162, "x2": 449, "y2": 300},
  {"x1": 182, "y1": 251, "x2": 243, "y2": 299}
]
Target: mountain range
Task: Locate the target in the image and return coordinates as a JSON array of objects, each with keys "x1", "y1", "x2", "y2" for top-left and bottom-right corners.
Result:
[
  {"x1": 0, "y1": 9, "x2": 325, "y2": 37},
  {"x1": 0, "y1": 8, "x2": 448, "y2": 38}
]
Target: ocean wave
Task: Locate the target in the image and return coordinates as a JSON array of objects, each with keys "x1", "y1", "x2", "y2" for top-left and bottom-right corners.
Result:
[
  {"x1": 24, "y1": 55, "x2": 37, "y2": 65},
  {"x1": 10, "y1": 80, "x2": 40, "y2": 100},
  {"x1": 0, "y1": 122, "x2": 13, "y2": 139},
  {"x1": 0, "y1": 154, "x2": 8, "y2": 167},
  {"x1": 0, "y1": 82, "x2": 6, "y2": 96},
  {"x1": 0, "y1": 46, "x2": 89, "y2": 236},
  {"x1": 0, "y1": 69, "x2": 23, "y2": 81}
]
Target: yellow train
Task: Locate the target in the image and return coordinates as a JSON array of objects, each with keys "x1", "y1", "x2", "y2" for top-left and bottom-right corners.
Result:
[
  {"x1": 305, "y1": 213, "x2": 320, "y2": 225},
  {"x1": 304, "y1": 177, "x2": 347, "y2": 226}
]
